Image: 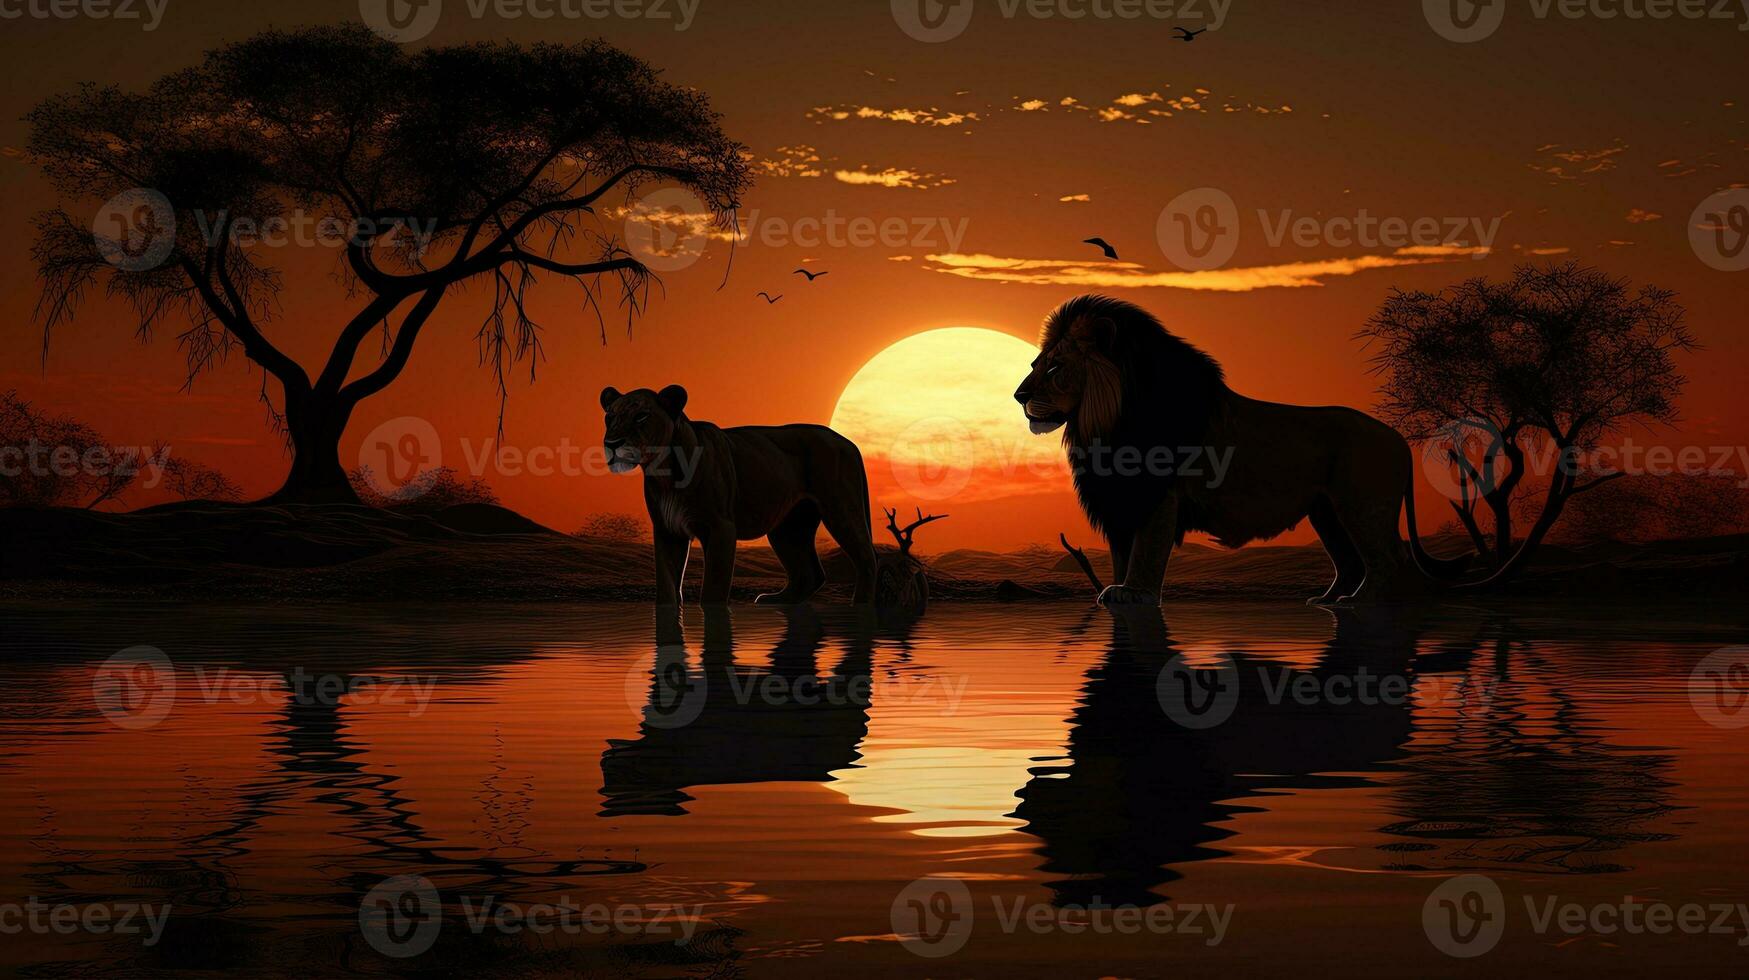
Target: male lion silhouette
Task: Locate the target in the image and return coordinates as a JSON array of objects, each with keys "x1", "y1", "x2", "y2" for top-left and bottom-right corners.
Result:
[
  {"x1": 601, "y1": 384, "x2": 878, "y2": 605},
  {"x1": 1014, "y1": 296, "x2": 1468, "y2": 605}
]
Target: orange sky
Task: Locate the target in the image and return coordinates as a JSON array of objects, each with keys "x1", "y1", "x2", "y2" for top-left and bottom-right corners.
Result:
[{"x1": 1, "y1": 0, "x2": 1744, "y2": 551}]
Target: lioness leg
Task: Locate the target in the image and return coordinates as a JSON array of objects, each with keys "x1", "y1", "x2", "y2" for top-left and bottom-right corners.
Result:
[
  {"x1": 818, "y1": 497, "x2": 878, "y2": 604},
  {"x1": 653, "y1": 531, "x2": 690, "y2": 607},
  {"x1": 758, "y1": 501, "x2": 826, "y2": 604},
  {"x1": 1307, "y1": 496, "x2": 1365, "y2": 605},
  {"x1": 699, "y1": 519, "x2": 738, "y2": 604}
]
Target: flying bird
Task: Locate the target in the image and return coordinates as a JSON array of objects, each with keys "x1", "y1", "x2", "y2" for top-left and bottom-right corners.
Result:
[
  {"x1": 1174, "y1": 26, "x2": 1207, "y2": 41},
  {"x1": 793, "y1": 268, "x2": 830, "y2": 281},
  {"x1": 1083, "y1": 237, "x2": 1120, "y2": 260},
  {"x1": 757, "y1": 292, "x2": 783, "y2": 304}
]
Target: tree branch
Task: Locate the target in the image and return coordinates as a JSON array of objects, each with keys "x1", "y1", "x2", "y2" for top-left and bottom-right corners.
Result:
[
  {"x1": 339, "y1": 287, "x2": 445, "y2": 405},
  {"x1": 1566, "y1": 470, "x2": 1626, "y2": 497},
  {"x1": 175, "y1": 256, "x2": 309, "y2": 392},
  {"x1": 1059, "y1": 533, "x2": 1105, "y2": 593}
]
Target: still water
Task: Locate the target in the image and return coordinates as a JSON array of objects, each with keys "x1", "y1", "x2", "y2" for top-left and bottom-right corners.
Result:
[{"x1": 1, "y1": 600, "x2": 1745, "y2": 977}]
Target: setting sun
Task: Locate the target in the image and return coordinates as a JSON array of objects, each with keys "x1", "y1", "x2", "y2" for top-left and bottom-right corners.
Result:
[{"x1": 829, "y1": 328, "x2": 1067, "y2": 507}]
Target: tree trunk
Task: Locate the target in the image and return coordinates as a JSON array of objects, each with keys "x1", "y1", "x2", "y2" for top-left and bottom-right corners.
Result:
[
  {"x1": 1450, "y1": 499, "x2": 1493, "y2": 564},
  {"x1": 1480, "y1": 439, "x2": 1525, "y2": 569},
  {"x1": 1487, "y1": 498, "x2": 1514, "y2": 563},
  {"x1": 1476, "y1": 487, "x2": 1568, "y2": 586},
  {"x1": 267, "y1": 391, "x2": 359, "y2": 505},
  {"x1": 1467, "y1": 445, "x2": 1576, "y2": 588}
]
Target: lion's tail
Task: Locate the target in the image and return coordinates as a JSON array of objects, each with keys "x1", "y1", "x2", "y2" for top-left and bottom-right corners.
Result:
[{"x1": 1404, "y1": 477, "x2": 1472, "y2": 582}]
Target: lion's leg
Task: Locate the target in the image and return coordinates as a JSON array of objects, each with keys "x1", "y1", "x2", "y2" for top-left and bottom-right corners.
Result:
[
  {"x1": 758, "y1": 502, "x2": 825, "y2": 605},
  {"x1": 653, "y1": 531, "x2": 690, "y2": 607},
  {"x1": 1307, "y1": 496, "x2": 1364, "y2": 605},
  {"x1": 699, "y1": 519, "x2": 738, "y2": 604},
  {"x1": 818, "y1": 497, "x2": 878, "y2": 605},
  {"x1": 1332, "y1": 493, "x2": 1415, "y2": 603},
  {"x1": 1099, "y1": 496, "x2": 1177, "y2": 607},
  {"x1": 1109, "y1": 537, "x2": 1132, "y2": 586}
]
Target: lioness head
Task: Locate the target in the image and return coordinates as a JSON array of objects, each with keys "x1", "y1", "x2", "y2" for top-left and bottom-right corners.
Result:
[
  {"x1": 1014, "y1": 309, "x2": 1122, "y2": 438},
  {"x1": 600, "y1": 384, "x2": 688, "y2": 474}
]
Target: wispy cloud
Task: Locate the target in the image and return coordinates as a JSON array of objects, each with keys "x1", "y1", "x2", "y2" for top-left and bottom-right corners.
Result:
[
  {"x1": 1013, "y1": 88, "x2": 1291, "y2": 124},
  {"x1": 806, "y1": 105, "x2": 978, "y2": 127},
  {"x1": 1528, "y1": 141, "x2": 1627, "y2": 182},
  {"x1": 1625, "y1": 208, "x2": 1663, "y2": 223},
  {"x1": 755, "y1": 145, "x2": 953, "y2": 191},
  {"x1": 755, "y1": 145, "x2": 825, "y2": 179},
  {"x1": 833, "y1": 167, "x2": 955, "y2": 190},
  {"x1": 1059, "y1": 193, "x2": 1091, "y2": 203},
  {"x1": 920, "y1": 247, "x2": 1490, "y2": 292}
]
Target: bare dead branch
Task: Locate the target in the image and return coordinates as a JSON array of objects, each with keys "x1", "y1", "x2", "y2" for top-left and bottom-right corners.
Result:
[{"x1": 1058, "y1": 533, "x2": 1105, "y2": 593}]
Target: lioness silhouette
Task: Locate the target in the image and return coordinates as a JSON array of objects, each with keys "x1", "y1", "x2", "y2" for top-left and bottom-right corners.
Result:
[{"x1": 601, "y1": 385, "x2": 879, "y2": 605}]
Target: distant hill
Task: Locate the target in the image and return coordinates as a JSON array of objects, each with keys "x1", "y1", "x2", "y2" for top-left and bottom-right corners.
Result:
[{"x1": 2, "y1": 503, "x2": 1743, "y2": 604}]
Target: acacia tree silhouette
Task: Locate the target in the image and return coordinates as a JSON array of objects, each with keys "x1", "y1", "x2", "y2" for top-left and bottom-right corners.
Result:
[
  {"x1": 28, "y1": 26, "x2": 750, "y2": 503},
  {"x1": 1363, "y1": 262, "x2": 1696, "y2": 582}
]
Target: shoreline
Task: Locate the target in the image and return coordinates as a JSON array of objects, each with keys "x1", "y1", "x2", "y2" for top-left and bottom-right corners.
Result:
[{"x1": 4, "y1": 502, "x2": 1745, "y2": 610}]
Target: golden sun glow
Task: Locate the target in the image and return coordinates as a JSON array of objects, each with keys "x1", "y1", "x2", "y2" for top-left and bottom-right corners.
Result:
[{"x1": 829, "y1": 328, "x2": 1066, "y2": 505}]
